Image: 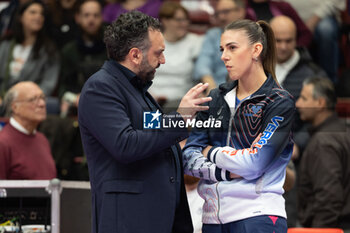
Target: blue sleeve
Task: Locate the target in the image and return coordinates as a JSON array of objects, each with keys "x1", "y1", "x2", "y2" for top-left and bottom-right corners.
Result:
[
  {"x1": 78, "y1": 76, "x2": 188, "y2": 164},
  {"x1": 207, "y1": 96, "x2": 295, "y2": 180}
]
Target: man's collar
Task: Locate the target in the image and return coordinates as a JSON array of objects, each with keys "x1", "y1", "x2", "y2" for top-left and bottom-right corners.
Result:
[
  {"x1": 278, "y1": 50, "x2": 300, "y2": 70},
  {"x1": 9, "y1": 117, "x2": 36, "y2": 135}
]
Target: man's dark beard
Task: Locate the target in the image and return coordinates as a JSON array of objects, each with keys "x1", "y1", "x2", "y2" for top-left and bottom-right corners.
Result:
[
  {"x1": 139, "y1": 69, "x2": 155, "y2": 83},
  {"x1": 138, "y1": 58, "x2": 159, "y2": 83}
]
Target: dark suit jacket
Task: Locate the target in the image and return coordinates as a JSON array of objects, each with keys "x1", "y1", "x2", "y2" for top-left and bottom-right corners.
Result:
[{"x1": 78, "y1": 60, "x2": 193, "y2": 233}]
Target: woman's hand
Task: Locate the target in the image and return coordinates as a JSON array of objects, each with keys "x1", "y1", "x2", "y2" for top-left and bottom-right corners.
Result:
[{"x1": 202, "y1": 145, "x2": 213, "y2": 158}]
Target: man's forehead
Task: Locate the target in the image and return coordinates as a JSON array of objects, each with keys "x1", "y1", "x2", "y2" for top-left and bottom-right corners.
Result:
[
  {"x1": 302, "y1": 84, "x2": 314, "y2": 96},
  {"x1": 148, "y1": 29, "x2": 165, "y2": 48},
  {"x1": 15, "y1": 83, "x2": 42, "y2": 97}
]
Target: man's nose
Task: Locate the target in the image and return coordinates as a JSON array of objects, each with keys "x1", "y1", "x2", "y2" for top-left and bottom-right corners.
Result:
[{"x1": 159, "y1": 54, "x2": 165, "y2": 64}]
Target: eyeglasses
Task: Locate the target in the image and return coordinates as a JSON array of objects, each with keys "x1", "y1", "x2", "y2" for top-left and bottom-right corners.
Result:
[
  {"x1": 15, "y1": 94, "x2": 46, "y2": 104},
  {"x1": 214, "y1": 7, "x2": 240, "y2": 17}
]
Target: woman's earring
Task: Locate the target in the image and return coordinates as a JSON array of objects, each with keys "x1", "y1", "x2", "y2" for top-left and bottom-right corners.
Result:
[{"x1": 253, "y1": 57, "x2": 258, "y2": 62}]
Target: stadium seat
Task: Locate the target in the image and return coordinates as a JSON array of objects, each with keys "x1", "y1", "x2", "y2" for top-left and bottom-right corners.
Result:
[{"x1": 288, "y1": 228, "x2": 344, "y2": 233}]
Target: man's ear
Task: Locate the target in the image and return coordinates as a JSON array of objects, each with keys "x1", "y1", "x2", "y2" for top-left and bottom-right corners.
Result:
[
  {"x1": 11, "y1": 102, "x2": 18, "y2": 115},
  {"x1": 252, "y1": 42, "x2": 263, "y2": 60},
  {"x1": 318, "y1": 97, "x2": 327, "y2": 108},
  {"x1": 128, "y1": 48, "x2": 143, "y2": 66}
]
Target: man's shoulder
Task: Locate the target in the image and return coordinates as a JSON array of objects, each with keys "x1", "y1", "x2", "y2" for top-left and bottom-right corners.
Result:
[
  {"x1": 83, "y1": 61, "x2": 123, "y2": 87},
  {"x1": 0, "y1": 124, "x2": 17, "y2": 145}
]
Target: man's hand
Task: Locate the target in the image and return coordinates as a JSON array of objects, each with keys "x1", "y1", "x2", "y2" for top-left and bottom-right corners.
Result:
[{"x1": 177, "y1": 83, "x2": 212, "y2": 121}]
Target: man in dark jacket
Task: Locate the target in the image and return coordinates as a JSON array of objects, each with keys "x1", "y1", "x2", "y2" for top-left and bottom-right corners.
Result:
[
  {"x1": 296, "y1": 77, "x2": 350, "y2": 230},
  {"x1": 59, "y1": 0, "x2": 107, "y2": 117},
  {"x1": 78, "y1": 11, "x2": 211, "y2": 233}
]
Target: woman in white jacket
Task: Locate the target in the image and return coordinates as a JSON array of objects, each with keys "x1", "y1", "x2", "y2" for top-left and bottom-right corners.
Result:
[{"x1": 183, "y1": 19, "x2": 295, "y2": 233}]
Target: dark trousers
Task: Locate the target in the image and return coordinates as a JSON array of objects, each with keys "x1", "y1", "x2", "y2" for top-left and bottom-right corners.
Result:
[{"x1": 202, "y1": 215, "x2": 287, "y2": 233}]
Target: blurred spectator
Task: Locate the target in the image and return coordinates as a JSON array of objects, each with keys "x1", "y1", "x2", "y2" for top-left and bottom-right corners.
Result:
[
  {"x1": 245, "y1": 0, "x2": 312, "y2": 48},
  {"x1": 102, "y1": 0, "x2": 163, "y2": 23},
  {"x1": 296, "y1": 77, "x2": 350, "y2": 230},
  {"x1": 271, "y1": 15, "x2": 326, "y2": 157},
  {"x1": 0, "y1": 81, "x2": 56, "y2": 179},
  {"x1": 59, "y1": 0, "x2": 106, "y2": 117},
  {"x1": 271, "y1": 16, "x2": 327, "y2": 227},
  {"x1": 0, "y1": 0, "x2": 27, "y2": 37},
  {"x1": 180, "y1": 0, "x2": 214, "y2": 15},
  {"x1": 271, "y1": 16, "x2": 326, "y2": 99},
  {"x1": 271, "y1": 16, "x2": 323, "y2": 226},
  {"x1": 0, "y1": 0, "x2": 60, "y2": 100},
  {"x1": 283, "y1": 0, "x2": 346, "y2": 83},
  {"x1": 149, "y1": 1, "x2": 203, "y2": 109},
  {"x1": 46, "y1": 0, "x2": 80, "y2": 49},
  {"x1": 184, "y1": 174, "x2": 204, "y2": 233},
  {"x1": 193, "y1": 0, "x2": 246, "y2": 92},
  {"x1": 38, "y1": 114, "x2": 88, "y2": 180}
]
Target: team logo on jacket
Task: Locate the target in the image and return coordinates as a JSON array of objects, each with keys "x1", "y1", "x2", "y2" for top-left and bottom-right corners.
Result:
[
  {"x1": 245, "y1": 104, "x2": 262, "y2": 117},
  {"x1": 143, "y1": 110, "x2": 162, "y2": 129}
]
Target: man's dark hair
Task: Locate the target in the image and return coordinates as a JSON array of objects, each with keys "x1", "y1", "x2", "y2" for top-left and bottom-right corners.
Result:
[
  {"x1": 104, "y1": 11, "x2": 161, "y2": 62},
  {"x1": 303, "y1": 76, "x2": 337, "y2": 110}
]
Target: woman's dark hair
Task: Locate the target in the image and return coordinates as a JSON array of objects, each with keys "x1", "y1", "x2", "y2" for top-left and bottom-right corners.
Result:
[
  {"x1": 104, "y1": 11, "x2": 161, "y2": 62},
  {"x1": 9, "y1": 0, "x2": 56, "y2": 59},
  {"x1": 224, "y1": 19, "x2": 277, "y2": 82}
]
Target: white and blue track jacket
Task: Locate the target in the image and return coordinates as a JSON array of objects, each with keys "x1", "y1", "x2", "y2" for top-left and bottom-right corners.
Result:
[{"x1": 183, "y1": 75, "x2": 295, "y2": 224}]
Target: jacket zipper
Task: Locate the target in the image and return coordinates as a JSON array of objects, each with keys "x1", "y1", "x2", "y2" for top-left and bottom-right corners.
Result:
[
  {"x1": 216, "y1": 93, "x2": 266, "y2": 222},
  {"x1": 216, "y1": 182, "x2": 222, "y2": 224}
]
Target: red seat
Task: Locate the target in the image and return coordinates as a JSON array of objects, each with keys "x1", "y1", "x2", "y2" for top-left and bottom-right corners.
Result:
[
  {"x1": 288, "y1": 228, "x2": 344, "y2": 233},
  {"x1": 336, "y1": 98, "x2": 350, "y2": 118}
]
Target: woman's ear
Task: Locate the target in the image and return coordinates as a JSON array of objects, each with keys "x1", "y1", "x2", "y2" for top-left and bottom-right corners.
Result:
[{"x1": 252, "y1": 42, "x2": 263, "y2": 61}]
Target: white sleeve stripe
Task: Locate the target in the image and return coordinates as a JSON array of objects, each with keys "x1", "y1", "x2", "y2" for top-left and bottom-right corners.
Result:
[
  {"x1": 210, "y1": 147, "x2": 221, "y2": 163},
  {"x1": 221, "y1": 169, "x2": 226, "y2": 180}
]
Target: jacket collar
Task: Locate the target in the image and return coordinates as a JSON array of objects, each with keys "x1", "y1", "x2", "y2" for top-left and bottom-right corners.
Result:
[
  {"x1": 102, "y1": 60, "x2": 152, "y2": 93},
  {"x1": 218, "y1": 73, "x2": 278, "y2": 98},
  {"x1": 309, "y1": 113, "x2": 338, "y2": 136},
  {"x1": 101, "y1": 60, "x2": 161, "y2": 110}
]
